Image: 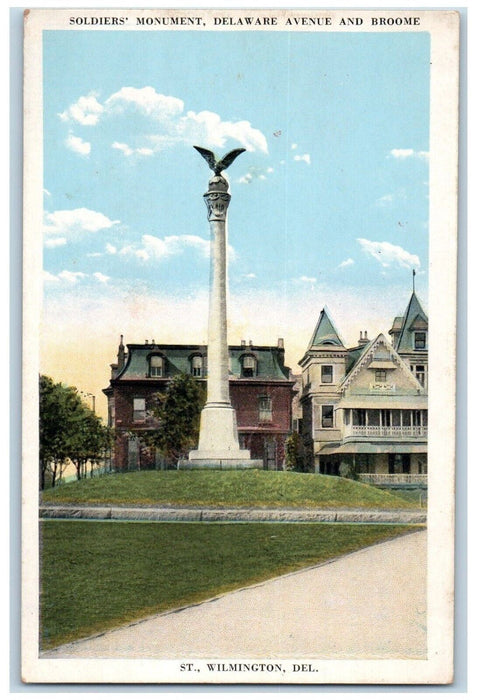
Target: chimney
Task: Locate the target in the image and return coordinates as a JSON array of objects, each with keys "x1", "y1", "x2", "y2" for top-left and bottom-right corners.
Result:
[
  {"x1": 358, "y1": 331, "x2": 368, "y2": 346},
  {"x1": 117, "y1": 334, "x2": 125, "y2": 370},
  {"x1": 277, "y1": 337, "x2": 284, "y2": 349},
  {"x1": 241, "y1": 339, "x2": 246, "y2": 348}
]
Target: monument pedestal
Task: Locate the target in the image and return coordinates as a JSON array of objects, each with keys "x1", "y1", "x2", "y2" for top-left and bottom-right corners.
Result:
[{"x1": 186, "y1": 403, "x2": 262, "y2": 469}]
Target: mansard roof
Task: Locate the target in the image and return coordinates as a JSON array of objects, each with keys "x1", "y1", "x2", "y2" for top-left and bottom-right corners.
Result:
[
  {"x1": 395, "y1": 292, "x2": 428, "y2": 353},
  {"x1": 113, "y1": 342, "x2": 291, "y2": 382},
  {"x1": 307, "y1": 307, "x2": 346, "y2": 349}
]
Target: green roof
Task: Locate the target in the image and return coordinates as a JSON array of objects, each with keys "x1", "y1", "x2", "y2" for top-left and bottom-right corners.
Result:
[
  {"x1": 115, "y1": 343, "x2": 291, "y2": 381},
  {"x1": 395, "y1": 293, "x2": 428, "y2": 353},
  {"x1": 308, "y1": 307, "x2": 346, "y2": 348}
]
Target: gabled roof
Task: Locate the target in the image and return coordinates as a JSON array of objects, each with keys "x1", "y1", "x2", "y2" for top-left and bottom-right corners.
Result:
[
  {"x1": 395, "y1": 293, "x2": 428, "y2": 353},
  {"x1": 307, "y1": 307, "x2": 346, "y2": 349},
  {"x1": 339, "y1": 332, "x2": 424, "y2": 395}
]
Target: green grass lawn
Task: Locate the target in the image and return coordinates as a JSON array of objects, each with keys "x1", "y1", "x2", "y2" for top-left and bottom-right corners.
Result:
[
  {"x1": 41, "y1": 469, "x2": 420, "y2": 509},
  {"x1": 40, "y1": 520, "x2": 420, "y2": 650}
]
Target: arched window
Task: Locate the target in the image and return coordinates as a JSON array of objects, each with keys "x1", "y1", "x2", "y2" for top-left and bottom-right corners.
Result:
[
  {"x1": 191, "y1": 355, "x2": 203, "y2": 377},
  {"x1": 149, "y1": 355, "x2": 164, "y2": 377}
]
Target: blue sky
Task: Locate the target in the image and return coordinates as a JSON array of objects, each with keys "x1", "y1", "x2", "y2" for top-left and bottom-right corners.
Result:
[{"x1": 41, "y1": 28, "x2": 430, "y2": 414}]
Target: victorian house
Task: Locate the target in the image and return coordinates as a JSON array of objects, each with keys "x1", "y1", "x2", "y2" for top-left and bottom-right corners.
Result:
[
  {"x1": 298, "y1": 291, "x2": 428, "y2": 483},
  {"x1": 103, "y1": 337, "x2": 296, "y2": 470}
]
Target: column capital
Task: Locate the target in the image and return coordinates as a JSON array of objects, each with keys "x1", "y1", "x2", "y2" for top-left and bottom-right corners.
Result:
[{"x1": 204, "y1": 175, "x2": 231, "y2": 221}]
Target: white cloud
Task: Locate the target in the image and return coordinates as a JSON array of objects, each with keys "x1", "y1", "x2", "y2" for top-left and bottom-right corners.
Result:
[
  {"x1": 238, "y1": 165, "x2": 272, "y2": 184},
  {"x1": 43, "y1": 208, "x2": 120, "y2": 237},
  {"x1": 293, "y1": 154, "x2": 311, "y2": 165},
  {"x1": 105, "y1": 86, "x2": 184, "y2": 120},
  {"x1": 65, "y1": 133, "x2": 91, "y2": 156},
  {"x1": 178, "y1": 110, "x2": 268, "y2": 153},
  {"x1": 291, "y1": 143, "x2": 298, "y2": 150},
  {"x1": 106, "y1": 243, "x2": 117, "y2": 254},
  {"x1": 44, "y1": 237, "x2": 67, "y2": 248},
  {"x1": 298, "y1": 275, "x2": 317, "y2": 284},
  {"x1": 57, "y1": 270, "x2": 87, "y2": 284},
  {"x1": 389, "y1": 148, "x2": 429, "y2": 160},
  {"x1": 93, "y1": 272, "x2": 110, "y2": 284},
  {"x1": 376, "y1": 194, "x2": 394, "y2": 207},
  {"x1": 241, "y1": 273, "x2": 257, "y2": 279},
  {"x1": 120, "y1": 233, "x2": 213, "y2": 262},
  {"x1": 59, "y1": 87, "x2": 268, "y2": 155},
  {"x1": 43, "y1": 270, "x2": 59, "y2": 283},
  {"x1": 112, "y1": 141, "x2": 154, "y2": 157},
  {"x1": 338, "y1": 258, "x2": 355, "y2": 269},
  {"x1": 59, "y1": 93, "x2": 104, "y2": 125},
  {"x1": 357, "y1": 238, "x2": 420, "y2": 270}
]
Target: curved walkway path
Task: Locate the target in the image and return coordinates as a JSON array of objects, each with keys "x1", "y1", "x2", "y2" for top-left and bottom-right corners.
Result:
[{"x1": 42, "y1": 530, "x2": 427, "y2": 660}]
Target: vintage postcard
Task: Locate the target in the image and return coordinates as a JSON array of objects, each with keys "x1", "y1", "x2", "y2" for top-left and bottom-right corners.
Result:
[{"x1": 22, "y1": 7, "x2": 459, "y2": 685}]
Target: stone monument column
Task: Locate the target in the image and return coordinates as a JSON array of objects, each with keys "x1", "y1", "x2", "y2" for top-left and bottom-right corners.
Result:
[{"x1": 188, "y1": 148, "x2": 261, "y2": 468}]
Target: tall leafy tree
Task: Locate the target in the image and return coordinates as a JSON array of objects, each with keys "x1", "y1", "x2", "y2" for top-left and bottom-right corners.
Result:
[
  {"x1": 145, "y1": 373, "x2": 206, "y2": 466},
  {"x1": 39, "y1": 375, "x2": 113, "y2": 488}
]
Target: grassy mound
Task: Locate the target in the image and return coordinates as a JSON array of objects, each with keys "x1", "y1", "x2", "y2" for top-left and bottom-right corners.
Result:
[{"x1": 41, "y1": 469, "x2": 417, "y2": 509}]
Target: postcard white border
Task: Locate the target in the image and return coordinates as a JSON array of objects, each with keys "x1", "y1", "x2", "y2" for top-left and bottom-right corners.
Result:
[{"x1": 21, "y1": 7, "x2": 459, "y2": 685}]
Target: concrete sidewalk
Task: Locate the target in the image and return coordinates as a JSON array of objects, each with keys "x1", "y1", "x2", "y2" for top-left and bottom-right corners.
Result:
[
  {"x1": 42, "y1": 529, "x2": 427, "y2": 660},
  {"x1": 39, "y1": 502, "x2": 426, "y2": 524}
]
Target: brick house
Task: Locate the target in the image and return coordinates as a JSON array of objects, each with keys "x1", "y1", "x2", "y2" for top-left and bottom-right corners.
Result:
[
  {"x1": 103, "y1": 337, "x2": 296, "y2": 470},
  {"x1": 298, "y1": 291, "x2": 428, "y2": 483}
]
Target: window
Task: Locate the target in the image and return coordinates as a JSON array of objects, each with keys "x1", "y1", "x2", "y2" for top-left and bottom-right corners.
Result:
[
  {"x1": 413, "y1": 364, "x2": 426, "y2": 387},
  {"x1": 149, "y1": 355, "x2": 163, "y2": 377},
  {"x1": 133, "y1": 398, "x2": 146, "y2": 422},
  {"x1": 375, "y1": 369, "x2": 387, "y2": 383},
  {"x1": 413, "y1": 410, "x2": 422, "y2": 427},
  {"x1": 321, "y1": 365, "x2": 333, "y2": 383},
  {"x1": 414, "y1": 332, "x2": 427, "y2": 350},
  {"x1": 191, "y1": 355, "x2": 203, "y2": 377},
  {"x1": 381, "y1": 409, "x2": 391, "y2": 427},
  {"x1": 259, "y1": 396, "x2": 272, "y2": 422},
  {"x1": 352, "y1": 409, "x2": 366, "y2": 426},
  {"x1": 241, "y1": 355, "x2": 256, "y2": 377},
  {"x1": 321, "y1": 405, "x2": 334, "y2": 428}
]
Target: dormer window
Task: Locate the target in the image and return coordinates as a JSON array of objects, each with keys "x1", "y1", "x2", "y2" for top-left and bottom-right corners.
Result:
[
  {"x1": 149, "y1": 355, "x2": 164, "y2": 377},
  {"x1": 191, "y1": 355, "x2": 203, "y2": 377},
  {"x1": 241, "y1": 355, "x2": 256, "y2": 377},
  {"x1": 414, "y1": 331, "x2": 427, "y2": 350}
]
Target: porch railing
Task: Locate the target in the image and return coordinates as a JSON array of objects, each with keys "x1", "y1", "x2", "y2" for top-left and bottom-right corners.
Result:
[
  {"x1": 343, "y1": 425, "x2": 427, "y2": 441},
  {"x1": 359, "y1": 473, "x2": 428, "y2": 485}
]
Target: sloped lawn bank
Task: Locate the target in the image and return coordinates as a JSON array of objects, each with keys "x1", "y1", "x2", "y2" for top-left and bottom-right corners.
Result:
[{"x1": 41, "y1": 469, "x2": 419, "y2": 510}]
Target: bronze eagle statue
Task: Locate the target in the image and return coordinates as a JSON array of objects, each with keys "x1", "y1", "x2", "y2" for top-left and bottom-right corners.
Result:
[{"x1": 193, "y1": 146, "x2": 246, "y2": 175}]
